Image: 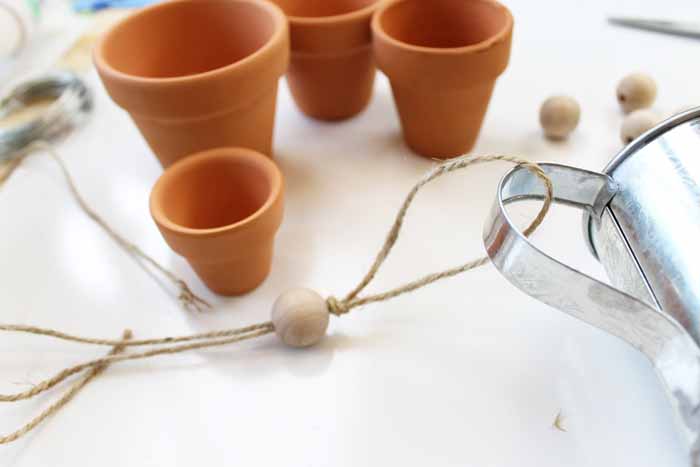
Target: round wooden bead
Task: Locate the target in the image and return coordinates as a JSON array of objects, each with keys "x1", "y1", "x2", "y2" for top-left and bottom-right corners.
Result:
[
  {"x1": 272, "y1": 288, "x2": 329, "y2": 348},
  {"x1": 620, "y1": 109, "x2": 658, "y2": 144},
  {"x1": 617, "y1": 73, "x2": 657, "y2": 114},
  {"x1": 539, "y1": 95, "x2": 580, "y2": 140}
]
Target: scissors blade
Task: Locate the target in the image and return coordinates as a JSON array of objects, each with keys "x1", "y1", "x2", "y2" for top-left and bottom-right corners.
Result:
[{"x1": 609, "y1": 17, "x2": 700, "y2": 39}]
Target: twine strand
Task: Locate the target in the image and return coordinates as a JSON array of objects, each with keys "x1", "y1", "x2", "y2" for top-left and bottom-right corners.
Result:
[
  {"x1": 0, "y1": 322, "x2": 272, "y2": 347},
  {"x1": 0, "y1": 324, "x2": 273, "y2": 402},
  {"x1": 326, "y1": 155, "x2": 553, "y2": 316},
  {"x1": 1, "y1": 141, "x2": 210, "y2": 312},
  {"x1": 0, "y1": 153, "x2": 553, "y2": 444},
  {"x1": 0, "y1": 330, "x2": 132, "y2": 444}
]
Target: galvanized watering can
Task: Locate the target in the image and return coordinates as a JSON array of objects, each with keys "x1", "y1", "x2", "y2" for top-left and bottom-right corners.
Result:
[{"x1": 484, "y1": 108, "x2": 700, "y2": 465}]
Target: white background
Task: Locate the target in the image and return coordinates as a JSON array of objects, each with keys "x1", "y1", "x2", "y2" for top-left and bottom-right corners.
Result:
[{"x1": 1, "y1": 0, "x2": 699, "y2": 465}]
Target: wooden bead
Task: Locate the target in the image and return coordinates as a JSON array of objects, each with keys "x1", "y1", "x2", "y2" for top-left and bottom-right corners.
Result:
[
  {"x1": 620, "y1": 109, "x2": 658, "y2": 144},
  {"x1": 539, "y1": 95, "x2": 580, "y2": 140},
  {"x1": 272, "y1": 288, "x2": 329, "y2": 348},
  {"x1": 617, "y1": 73, "x2": 657, "y2": 114}
]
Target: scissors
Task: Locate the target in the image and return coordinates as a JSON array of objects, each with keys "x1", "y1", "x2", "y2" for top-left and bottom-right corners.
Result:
[{"x1": 609, "y1": 17, "x2": 700, "y2": 39}]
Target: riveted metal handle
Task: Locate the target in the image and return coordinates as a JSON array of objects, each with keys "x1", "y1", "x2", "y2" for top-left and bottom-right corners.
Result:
[{"x1": 483, "y1": 162, "x2": 700, "y2": 464}]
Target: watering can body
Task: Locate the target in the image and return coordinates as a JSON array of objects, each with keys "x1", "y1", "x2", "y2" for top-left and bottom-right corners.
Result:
[{"x1": 484, "y1": 108, "x2": 700, "y2": 465}]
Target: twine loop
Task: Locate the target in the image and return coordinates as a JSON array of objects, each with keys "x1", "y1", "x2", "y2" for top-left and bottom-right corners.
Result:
[{"x1": 0, "y1": 150, "x2": 554, "y2": 445}]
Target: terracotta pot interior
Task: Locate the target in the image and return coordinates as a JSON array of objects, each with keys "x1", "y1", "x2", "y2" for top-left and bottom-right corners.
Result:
[
  {"x1": 157, "y1": 156, "x2": 273, "y2": 230},
  {"x1": 271, "y1": 0, "x2": 376, "y2": 18},
  {"x1": 378, "y1": 0, "x2": 508, "y2": 48},
  {"x1": 101, "y1": 1, "x2": 276, "y2": 78}
]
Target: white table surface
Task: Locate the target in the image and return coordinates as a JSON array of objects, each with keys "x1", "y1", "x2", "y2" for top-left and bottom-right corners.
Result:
[{"x1": 1, "y1": 0, "x2": 699, "y2": 465}]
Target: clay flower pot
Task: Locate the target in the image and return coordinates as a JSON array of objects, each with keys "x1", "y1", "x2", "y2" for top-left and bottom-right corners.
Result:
[
  {"x1": 372, "y1": 0, "x2": 513, "y2": 158},
  {"x1": 270, "y1": 0, "x2": 379, "y2": 120},
  {"x1": 150, "y1": 147, "x2": 285, "y2": 295},
  {"x1": 94, "y1": 0, "x2": 289, "y2": 167}
]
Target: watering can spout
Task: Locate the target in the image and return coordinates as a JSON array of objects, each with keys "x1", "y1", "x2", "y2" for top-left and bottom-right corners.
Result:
[{"x1": 483, "y1": 108, "x2": 700, "y2": 466}]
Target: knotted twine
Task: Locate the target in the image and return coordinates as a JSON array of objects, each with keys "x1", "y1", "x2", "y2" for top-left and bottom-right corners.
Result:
[{"x1": 0, "y1": 146, "x2": 553, "y2": 444}]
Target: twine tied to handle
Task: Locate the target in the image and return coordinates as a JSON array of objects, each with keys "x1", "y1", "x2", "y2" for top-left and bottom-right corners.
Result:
[
  {"x1": 0, "y1": 149, "x2": 553, "y2": 444},
  {"x1": 324, "y1": 154, "x2": 552, "y2": 317}
]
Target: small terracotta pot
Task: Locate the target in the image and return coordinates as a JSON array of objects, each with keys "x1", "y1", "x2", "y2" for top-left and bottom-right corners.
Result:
[
  {"x1": 150, "y1": 147, "x2": 284, "y2": 295},
  {"x1": 93, "y1": 0, "x2": 289, "y2": 167},
  {"x1": 372, "y1": 0, "x2": 513, "y2": 159},
  {"x1": 270, "y1": 0, "x2": 379, "y2": 120}
]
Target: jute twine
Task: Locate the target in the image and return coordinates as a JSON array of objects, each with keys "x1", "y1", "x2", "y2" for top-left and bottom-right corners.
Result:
[
  {"x1": 2, "y1": 141, "x2": 210, "y2": 312},
  {"x1": 0, "y1": 330, "x2": 132, "y2": 444},
  {"x1": 0, "y1": 145, "x2": 553, "y2": 444}
]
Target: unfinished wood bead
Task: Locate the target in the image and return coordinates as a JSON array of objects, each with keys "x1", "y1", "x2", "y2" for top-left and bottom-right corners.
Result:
[
  {"x1": 621, "y1": 109, "x2": 658, "y2": 144},
  {"x1": 617, "y1": 73, "x2": 657, "y2": 114},
  {"x1": 272, "y1": 288, "x2": 329, "y2": 348},
  {"x1": 539, "y1": 96, "x2": 580, "y2": 140}
]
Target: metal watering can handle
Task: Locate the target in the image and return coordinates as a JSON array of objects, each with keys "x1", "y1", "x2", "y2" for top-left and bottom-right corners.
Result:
[{"x1": 483, "y1": 162, "x2": 700, "y2": 464}]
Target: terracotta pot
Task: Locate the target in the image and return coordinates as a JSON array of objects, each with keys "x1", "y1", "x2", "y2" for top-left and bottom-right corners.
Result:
[
  {"x1": 150, "y1": 147, "x2": 285, "y2": 295},
  {"x1": 270, "y1": 0, "x2": 379, "y2": 120},
  {"x1": 372, "y1": 0, "x2": 513, "y2": 159},
  {"x1": 93, "y1": 0, "x2": 289, "y2": 168}
]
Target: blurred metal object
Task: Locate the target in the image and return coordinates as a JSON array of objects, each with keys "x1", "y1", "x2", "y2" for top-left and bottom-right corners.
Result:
[
  {"x1": 609, "y1": 17, "x2": 700, "y2": 40},
  {"x1": 484, "y1": 108, "x2": 700, "y2": 466},
  {"x1": 0, "y1": 71, "x2": 92, "y2": 160},
  {"x1": 585, "y1": 108, "x2": 700, "y2": 344}
]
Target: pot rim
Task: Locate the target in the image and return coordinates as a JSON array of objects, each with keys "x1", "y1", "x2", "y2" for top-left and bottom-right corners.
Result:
[
  {"x1": 283, "y1": 0, "x2": 380, "y2": 26},
  {"x1": 93, "y1": 0, "x2": 288, "y2": 87},
  {"x1": 371, "y1": 0, "x2": 513, "y2": 56},
  {"x1": 150, "y1": 147, "x2": 284, "y2": 238}
]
